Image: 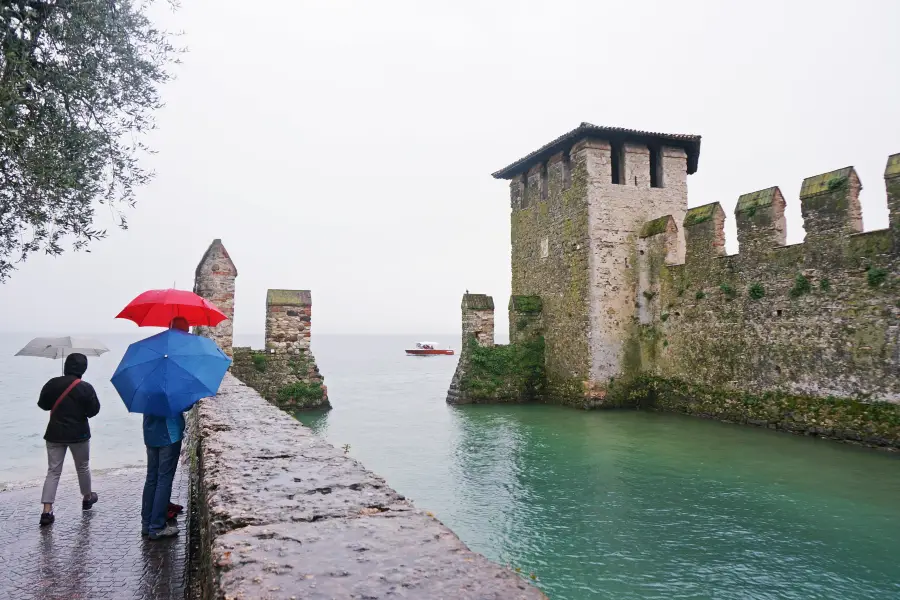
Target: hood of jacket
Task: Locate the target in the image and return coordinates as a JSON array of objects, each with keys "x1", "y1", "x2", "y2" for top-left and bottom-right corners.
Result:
[{"x1": 64, "y1": 353, "x2": 88, "y2": 377}]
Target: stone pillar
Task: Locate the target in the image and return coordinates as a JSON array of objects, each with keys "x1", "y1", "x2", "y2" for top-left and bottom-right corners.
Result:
[
  {"x1": 265, "y1": 290, "x2": 312, "y2": 354},
  {"x1": 460, "y1": 293, "x2": 495, "y2": 347},
  {"x1": 447, "y1": 293, "x2": 495, "y2": 405},
  {"x1": 508, "y1": 295, "x2": 542, "y2": 345},
  {"x1": 194, "y1": 239, "x2": 237, "y2": 356}
]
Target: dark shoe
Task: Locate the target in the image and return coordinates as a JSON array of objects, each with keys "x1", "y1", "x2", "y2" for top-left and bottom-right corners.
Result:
[
  {"x1": 39, "y1": 512, "x2": 55, "y2": 527},
  {"x1": 82, "y1": 492, "x2": 98, "y2": 510},
  {"x1": 149, "y1": 524, "x2": 179, "y2": 540},
  {"x1": 168, "y1": 502, "x2": 183, "y2": 514},
  {"x1": 141, "y1": 529, "x2": 149, "y2": 538}
]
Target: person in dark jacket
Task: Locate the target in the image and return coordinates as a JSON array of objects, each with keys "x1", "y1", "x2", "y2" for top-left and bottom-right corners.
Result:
[
  {"x1": 37, "y1": 353, "x2": 100, "y2": 526},
  {"x1": 141, "y1": 317, "x2": 189, "y2": 540}
]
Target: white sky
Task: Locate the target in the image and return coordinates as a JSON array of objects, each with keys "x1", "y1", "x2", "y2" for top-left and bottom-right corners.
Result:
[{"x1": 2, "y1": 0, "x2": 898, "y2": 336}]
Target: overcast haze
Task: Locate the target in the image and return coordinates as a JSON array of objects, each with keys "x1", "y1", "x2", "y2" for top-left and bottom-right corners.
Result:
[{"x1": 2, "y1": 0, "x2": 898, "y2": 336}]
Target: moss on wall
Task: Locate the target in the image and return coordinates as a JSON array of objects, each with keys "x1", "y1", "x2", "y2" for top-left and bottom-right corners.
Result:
[
  {"x1": 622, "y1": 375, "x2": 900, "y2": 449},
  {"x1": 232, "y1": 347, "x2": 330, "y2": 411},
  {"x1": 456, "y1": 335, "x2": 546, "y2": 403},
  {"x1": 510, "y1": 156, "x2": 591, "y2": 400},
  {"x1": 621, "y1": 170, "x2": 900, "y2": 446}
]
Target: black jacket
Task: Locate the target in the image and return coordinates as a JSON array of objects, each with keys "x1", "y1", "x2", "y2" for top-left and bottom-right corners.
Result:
[{"x1": 38, "y1": 354, "x2": 100, "y2": 444}]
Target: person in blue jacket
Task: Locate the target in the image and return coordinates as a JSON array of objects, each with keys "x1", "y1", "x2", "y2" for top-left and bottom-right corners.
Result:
[{"x1": 141, "y1": 316, "x2": 190, "y2": 540}]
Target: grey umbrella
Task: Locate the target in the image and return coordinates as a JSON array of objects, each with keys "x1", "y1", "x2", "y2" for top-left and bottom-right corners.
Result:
[{"x1": 16, "y1": 336, "x2": 110, "y2": 373}]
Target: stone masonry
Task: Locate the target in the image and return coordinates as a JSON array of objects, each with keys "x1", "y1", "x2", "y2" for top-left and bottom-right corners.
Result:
[
  {"x1": 265, "y1": 289, "x2": 312, "y2": 353},
  {"x1": 193, "y1": 239, "x2": 237, "y2": 356},
  {"x1": 493, "y1": 123, "x2": 700, "y2": 401},
  {"x1": 626, "y1": 157, "x2": 900, "y2": 446},
  {"x1": 448, "y1": 294, "x2": 544, "y2": 405},
  {"x1": 453, "y1": 124, "x2": 900, "y2": 448},
  {"x1": 447, "y1": 294, "x2": 495, "y2": 403},
  {"x1": 192, "y1": 248, "x2": 329, "y2": 411},
  {"x1": 189, "y1": 374, "x2": 545, "y2": 600}
]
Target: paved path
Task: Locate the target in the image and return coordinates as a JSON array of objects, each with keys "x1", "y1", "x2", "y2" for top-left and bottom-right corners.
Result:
[{"x1": 0, "y1": 463, "x2": 189, "y2": 600}]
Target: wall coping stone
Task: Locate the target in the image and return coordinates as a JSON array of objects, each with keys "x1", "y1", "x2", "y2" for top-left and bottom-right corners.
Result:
[
  {"x1": 266, "y1": 289, "x2": 312, "y2": 306},
  {"x1": 193, "y1": 374, "x2": 545, "y2": 599}
]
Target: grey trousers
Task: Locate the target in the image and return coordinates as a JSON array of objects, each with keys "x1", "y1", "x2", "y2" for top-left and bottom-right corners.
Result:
[{"x1": 41, "y1": 441, "x2": 91, "y2": 504}]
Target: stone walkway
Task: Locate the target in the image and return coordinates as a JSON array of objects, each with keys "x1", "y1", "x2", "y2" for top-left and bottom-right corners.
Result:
[{"x1": 0, "y1": 463, "x2": 189, "y2": 600}]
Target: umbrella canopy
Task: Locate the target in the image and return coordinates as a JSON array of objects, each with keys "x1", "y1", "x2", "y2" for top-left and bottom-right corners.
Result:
[
  {"x1": 116, "y1": 288, "x2": 227, "y2": 328},
  {"x1": 16, "y1": 336, "x2": 109, "y2": 360},
  {"x1": 111, "y1": 329, "x2": 231, "y2": 417}
]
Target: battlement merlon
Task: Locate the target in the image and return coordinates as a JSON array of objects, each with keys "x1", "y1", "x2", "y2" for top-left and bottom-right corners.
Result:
[
  {"x1": 799, "y1": 166, "x2": 863, "y2": 240},
  {"x1": 639, "y1": 215, "x2": 679, "y2": 265},
  {"x1": 683, "y1": 202, "x2": 726, "y2": 262},
  {"x1": 885, "y1": 153, "x2": 900, "y2": 236},
  {"x1": 735, "y1": 187, "x2": 787, "y2": 254}
]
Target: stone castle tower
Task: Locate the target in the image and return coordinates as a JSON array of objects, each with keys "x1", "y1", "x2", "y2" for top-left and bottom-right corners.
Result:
[
  {"x1": 194, "y1": 239, "x2": 238, "y2": 356},
  {"x1": 491, "y1": 123, "x2": 700, "y2": 398}
]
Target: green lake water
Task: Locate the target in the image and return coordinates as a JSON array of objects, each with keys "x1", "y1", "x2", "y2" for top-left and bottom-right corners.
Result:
[{"x1": 290, "y1": 336, "x2": 900, "y2": 600}]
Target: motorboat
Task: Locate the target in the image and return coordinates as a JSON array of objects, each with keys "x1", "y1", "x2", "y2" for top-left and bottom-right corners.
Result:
[{"x1": 405, "y1": 341, "x2": 454, "y2": 356}]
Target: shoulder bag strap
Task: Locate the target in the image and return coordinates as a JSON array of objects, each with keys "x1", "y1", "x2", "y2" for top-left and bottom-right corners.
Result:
[{"x1": 51, "y1": 379, "x2": 82, "y2": 416}]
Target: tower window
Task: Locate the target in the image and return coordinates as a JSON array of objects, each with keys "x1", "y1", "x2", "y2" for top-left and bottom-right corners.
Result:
[
  {"x1": 611, "y1": 142, "x2": 625, "y2": 185},
  {"x1": 520, "y1": 176, "x2": 529, "y2": 209},
  {"x1": 562, "y1": 152, "x2": 572, "y2": 189},
  {"x1": 650, "y1": 146, "x2": 665, "y2": 188},
  {"x1": 540, "y1": 163, "x2": 548, "y2": 200}
]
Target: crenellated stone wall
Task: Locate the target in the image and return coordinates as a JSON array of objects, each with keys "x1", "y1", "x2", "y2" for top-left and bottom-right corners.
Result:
[
  {"x1": 460, "y1": 124, "x2": 900, "y2": 448},
  {"x1": 624, "y1": 158, "x2": 900, "y2": 447}
]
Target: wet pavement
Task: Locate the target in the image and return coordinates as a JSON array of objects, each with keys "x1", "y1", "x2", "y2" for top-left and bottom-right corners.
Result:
[{"x1": 0, "y1": 463, "x2": 188, "y2": 600}]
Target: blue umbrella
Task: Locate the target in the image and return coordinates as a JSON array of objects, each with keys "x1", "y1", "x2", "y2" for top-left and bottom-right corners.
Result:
[{"x1": 111, "y1": 329, "x2": 232, "y2": 417}]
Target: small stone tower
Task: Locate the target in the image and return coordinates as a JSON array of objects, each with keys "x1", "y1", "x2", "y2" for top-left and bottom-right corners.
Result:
[
  {"x1": 194, "y1": 239, "x2": 237, "y2": 356},
  {"x1": 460, "y1": 294, "x2": 495, "y2": 348},
  {"x1": 265, "y1": 289, "x2": 312, "y2": 353}
]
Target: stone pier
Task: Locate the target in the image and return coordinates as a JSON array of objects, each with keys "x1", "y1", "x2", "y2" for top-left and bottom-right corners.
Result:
[{"x1": 189, "y1": 374, "x2": 545, "y2": 599}]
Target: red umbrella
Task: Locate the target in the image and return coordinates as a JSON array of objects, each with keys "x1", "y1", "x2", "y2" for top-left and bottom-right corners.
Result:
[{"x1": 116, "y1": 289, "x2": 228, "y2": 327}]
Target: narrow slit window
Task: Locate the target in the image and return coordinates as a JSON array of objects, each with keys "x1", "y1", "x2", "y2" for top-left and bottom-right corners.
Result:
[
  {"x1": 562, "y1": 152, "x2": 572, "y2": 189},
  {"x1": 540, "y1": 163, "x2": 548, "y2": 200},
  {"x1": 521, "y1": 176, "x2": 530, "y2": 209},
  {"x1": 650, "y1": 146, "x2": 665, "y2": 188},
  {"x1": 611, "y1": 142, "x2": 624, "y2": 185}
]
